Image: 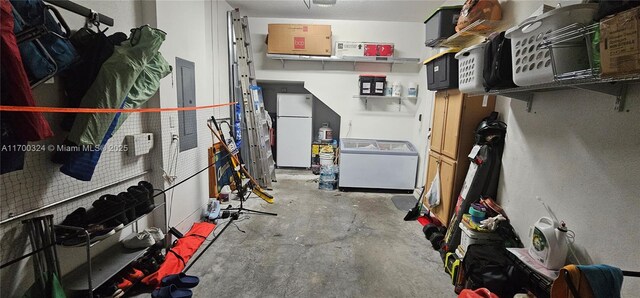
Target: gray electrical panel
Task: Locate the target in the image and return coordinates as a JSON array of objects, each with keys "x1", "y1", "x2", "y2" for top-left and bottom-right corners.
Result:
[{"x1": 176, "y1": 57, "x2": 197, "y2": 151}]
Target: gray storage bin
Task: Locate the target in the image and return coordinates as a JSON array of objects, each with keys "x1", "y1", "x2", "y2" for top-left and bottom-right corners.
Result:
[{"x1": 425, "y1": 6, "x2": 462, "y2": 47}]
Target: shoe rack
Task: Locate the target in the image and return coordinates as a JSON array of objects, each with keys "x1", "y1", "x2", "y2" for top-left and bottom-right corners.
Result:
[{"x1": 54, "y1": 195, "x2": 166, "y2": 298}]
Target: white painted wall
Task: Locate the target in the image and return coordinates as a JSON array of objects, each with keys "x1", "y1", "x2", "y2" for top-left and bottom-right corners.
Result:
[
  {"x1": 150, "y1": 0, "x2": 232, "y2": 232},
  {"x1": 247, "y1": 17, "x2": 436, "y2": 185},
  {"x1": 490, "y1": 1, "x2": 640, "y2": 296}
]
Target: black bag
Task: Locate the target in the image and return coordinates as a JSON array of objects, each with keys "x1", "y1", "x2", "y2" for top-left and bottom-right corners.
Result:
[
  {"x1": 594, "y1": 0, "x2": 640, "y2": 21},
  {"x1": 462, "y1": 244, "x2": 523, "y2": 297},
  {"x1": 482, "y1": 31, "x2": 516, "y2": 91}
]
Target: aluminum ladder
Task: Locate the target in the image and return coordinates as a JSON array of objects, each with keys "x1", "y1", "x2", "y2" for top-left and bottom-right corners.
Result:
[{"x1": 229, "y1": 9, "x2": 275, "y2": 188}]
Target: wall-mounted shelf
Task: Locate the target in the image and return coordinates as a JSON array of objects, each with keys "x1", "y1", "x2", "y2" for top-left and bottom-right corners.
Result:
[
  {"x1": 353, "y1": 95, "x2": 403, "y2": 111},
  {"x1": 471, "y1": 74, "x2": 639, "y2": 112},
  {"x1": 267, "y1": 54, "x2": 421, "y2": 71},
  {"x1": 470, "y1": 22, "x2": 639, "y2": 113},
  {"x1": 437, "y1": 19, "x2": 503, "y2": 49}
]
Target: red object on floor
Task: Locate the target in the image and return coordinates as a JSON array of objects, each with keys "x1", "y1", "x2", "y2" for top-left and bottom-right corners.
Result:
[
  {"x1": 458, "y1": 288, "x2": 499, "y2": 298},
  {"x1": 141, "y1": 222, "x2": 216, "y2": 288},
  {"x1": 417, "y1": 214, "x2": 442, "y2": 227},
  {"x1": 0, "y1": 0, "x2": 53, "y2": 141}
]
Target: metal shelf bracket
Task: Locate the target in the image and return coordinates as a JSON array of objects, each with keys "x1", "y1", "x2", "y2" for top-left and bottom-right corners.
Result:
[
  {"x1": 572, "y1": 83, "x2": 628, "y2": 112},
  {"x1": 503, "y1": 92, "x2": 534, "y2": 113}
]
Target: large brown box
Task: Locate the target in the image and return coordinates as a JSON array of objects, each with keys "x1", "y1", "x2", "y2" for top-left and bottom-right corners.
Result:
[
  {"x1": 268, "y1": 24, "x2": 332, "y2": 56},
  {"x1": 600, "y1": 6, "x2": 640, "y2": 77}
]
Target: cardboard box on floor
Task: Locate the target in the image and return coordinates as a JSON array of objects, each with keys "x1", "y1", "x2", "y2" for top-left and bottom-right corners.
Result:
[
  {"x1": 600, "y1": 6, "x2": 640, "y2": 78},
  {"x1": 268, "y1": 24, "x2": 332, "y2": 56}
]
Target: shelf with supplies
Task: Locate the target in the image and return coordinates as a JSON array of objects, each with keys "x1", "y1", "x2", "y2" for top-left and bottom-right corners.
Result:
[
  {"x1": 467, "y1": 22, "x2": 640, "y2": 112},
  {"x1": 353, "y1": 95, "x2": 414, "y2": 111},
  {"x1": 267, "y1": 54, "x2": 421, "y2": 71}
]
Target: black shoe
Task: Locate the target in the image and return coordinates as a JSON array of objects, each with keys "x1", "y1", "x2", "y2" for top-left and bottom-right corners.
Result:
[
  {"x1": 148, "y1": 249, "x2": 165, "y2": 265},
  {"x1": 61, "y1": 224, "x2": 116, "y2": 246},
  {"x1": 117, "y1": 192, "x2": 138, "y2": 222},
  {"x1": 133, "y1": 256, "x2": 159, "y2": 275},
  {"x1": 93, "y1": 194, "x2": 128, "y2": 225},
  {"x1": 104, "y1": 194, "x2": 130, "y2": 225},
  {"x1": 56, "y1": 208, "x2": 88, "y2": 244},
  {"x1": 128, "y1": 185, "x2": 153, "y2": 215},
  {"x1": 60, "y1": 207, "x2": 88, "y2": 228},
  {"x1": 138, "y1": 181, "x2": 156, "y2": 210}
]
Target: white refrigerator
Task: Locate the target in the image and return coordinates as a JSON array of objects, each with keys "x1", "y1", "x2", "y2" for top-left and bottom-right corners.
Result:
[{"x1": 277, "y1": 93, "x2": 313, "y2": 168}]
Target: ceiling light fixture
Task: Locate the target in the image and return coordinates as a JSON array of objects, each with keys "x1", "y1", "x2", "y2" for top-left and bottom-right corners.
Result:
[{"x1": 312, "y1": 0, "x2": 336, "y2": 7}]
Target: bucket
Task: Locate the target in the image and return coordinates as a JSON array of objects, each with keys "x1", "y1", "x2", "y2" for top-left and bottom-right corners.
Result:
[{"x1": 319, "y1": 152, "x2": 334, "y2": 166}]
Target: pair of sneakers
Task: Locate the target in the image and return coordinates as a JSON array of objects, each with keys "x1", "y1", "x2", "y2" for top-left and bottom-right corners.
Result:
[{"x1": 122, "y1": 227, "x2": 164, "y2": 249}]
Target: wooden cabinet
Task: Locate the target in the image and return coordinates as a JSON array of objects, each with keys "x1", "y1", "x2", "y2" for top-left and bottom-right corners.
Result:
[{"x1": 425, "y1": 89, "x2": 496, "y2": 226}]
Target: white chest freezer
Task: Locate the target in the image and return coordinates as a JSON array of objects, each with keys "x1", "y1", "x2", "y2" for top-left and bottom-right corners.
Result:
[{"x1": 338, "y1": 138, "x2": 418, "y2": 190}]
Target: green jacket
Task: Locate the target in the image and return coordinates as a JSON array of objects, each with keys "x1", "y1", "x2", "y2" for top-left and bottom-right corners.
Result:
[{"x1": 68, "y1": 25, "x2": 171, "y2": 145}]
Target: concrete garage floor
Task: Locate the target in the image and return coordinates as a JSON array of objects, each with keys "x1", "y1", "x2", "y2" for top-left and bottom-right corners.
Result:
[{"x1": 187, "y1": 169, "x2": 456, "y2": 297}]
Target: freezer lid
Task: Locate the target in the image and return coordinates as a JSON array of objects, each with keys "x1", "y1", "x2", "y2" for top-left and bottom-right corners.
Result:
[{"x1": 340, "y1": 138, "x2": 417, "y2": 156}]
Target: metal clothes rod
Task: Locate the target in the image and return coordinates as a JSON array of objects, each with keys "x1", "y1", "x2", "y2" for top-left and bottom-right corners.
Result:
[
  {"x1": 0, "y1": 170, "x2": 150, "y2": 225},
  {"x1": 43, "y1": 0, "x2": 114, "y2": 26}
]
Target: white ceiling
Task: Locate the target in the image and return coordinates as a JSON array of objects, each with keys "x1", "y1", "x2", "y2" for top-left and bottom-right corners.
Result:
[{"x1": 225, "y1": 0, "x2": 448, "y2": 22}]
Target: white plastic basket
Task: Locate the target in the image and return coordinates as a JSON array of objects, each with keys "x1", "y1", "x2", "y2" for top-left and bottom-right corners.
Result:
[
  {"x1": 455, "y1": 42, "x2": 488, "y2": 93},
  {"x1": 505, "y1": 4, "x2": 598, "y2": 86}
]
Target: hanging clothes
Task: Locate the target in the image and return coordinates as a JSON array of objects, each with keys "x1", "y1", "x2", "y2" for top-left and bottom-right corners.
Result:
[
  {"x1": 58, "y1": 36, "x2": 170, "y2": 181},
  {"x1": 68, "y1": 25, "x2": 168, "y2": 146},
  {"x1": 58, "y1": 100, "x2": 126, "y2": 181},
  {"x1": 0, "y1": 0, "x2": 53, "y2": 164},
  {"x1": 59, "y1": 29, "x2": 128, "y2": 131},
  {"x1": 113, "y1": 51, "x2": 171, "y2": 131},
  {"x1": 10, "y1": 0, "x2": 78, "y2": 85}
]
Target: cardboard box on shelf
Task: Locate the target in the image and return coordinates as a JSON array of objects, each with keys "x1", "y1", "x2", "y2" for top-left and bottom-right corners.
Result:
[
  {"x1": 268, "y1": 24, "x2": 332, "y2": 56},
  {"x1": 600, "y1": 6, "x2": 640, "y2": 78}
]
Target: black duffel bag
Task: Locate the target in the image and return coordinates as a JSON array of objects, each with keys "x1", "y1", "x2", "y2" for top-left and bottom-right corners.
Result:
[
  {"x1": 462, "y1": 244, "x2": 525, "y2": 297},
  {"x1": 482, "y1": 31, "x2": 517, "y2": 91}
]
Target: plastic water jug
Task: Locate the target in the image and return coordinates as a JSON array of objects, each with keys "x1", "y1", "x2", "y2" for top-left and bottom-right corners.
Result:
[{"x1": 528, "y1": 217, "x2": 568, "y2": 270}]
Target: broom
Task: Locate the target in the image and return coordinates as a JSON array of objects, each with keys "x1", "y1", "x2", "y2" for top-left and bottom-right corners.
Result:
[{"x1": 404, "y1": 186, "x2": 426, "y2": 221}]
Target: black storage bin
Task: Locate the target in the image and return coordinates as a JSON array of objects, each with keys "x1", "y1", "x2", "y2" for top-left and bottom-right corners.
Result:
[
  {"x1": 425, "y1": 51, "x2": 458, "y2": 91},
  {"x1": 359, "y1": 75, "x2": 375, "y2": 95},
  {"x1": 373, "y1": 76, "x2": 386, "y2": 95},
  {"x1": 424, "y1": 6, "x2": 462, "y2": 47}
]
